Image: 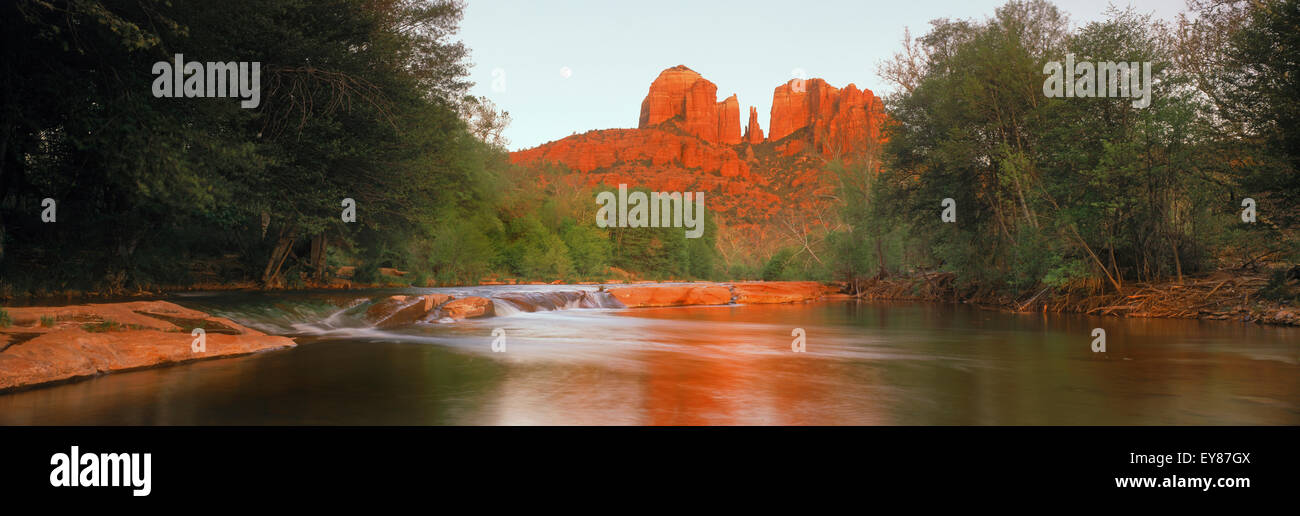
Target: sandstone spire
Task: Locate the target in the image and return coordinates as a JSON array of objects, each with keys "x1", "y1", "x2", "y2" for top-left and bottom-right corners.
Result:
[{"x1": 745, "y1": 106, "x2": 764, "y2": 144}]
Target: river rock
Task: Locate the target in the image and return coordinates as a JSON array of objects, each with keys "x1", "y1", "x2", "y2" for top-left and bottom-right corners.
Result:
[
  {"x1": 441, "y1": 297, "x2": 494, "y2": 320},
  {"x1": 606, "y1": 284, "x2": 732, "y2": 307},
  {"x1": 367, "y1": 294, "x2": 454, "y2": 327},
  {"x1": 0, "y1": 301, "x2": 295, "y2": 391}
]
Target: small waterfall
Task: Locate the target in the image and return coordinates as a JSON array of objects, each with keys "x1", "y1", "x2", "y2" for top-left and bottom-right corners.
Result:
[
  {"x1": 320, "y1": 297, "x2": 372, "y2": 327},
  {"x1": 492, "y1": 290, "x2": 624, "y2": 315},
  {"x1": 493, "y1": 298, "x2": 525, "y2": 317},
  {"x1": 190, "y1": 287, "x2": 630, "y2": 335},
  {"x1": 198, "y1": 297, "x2": 367, "y2": 334}
]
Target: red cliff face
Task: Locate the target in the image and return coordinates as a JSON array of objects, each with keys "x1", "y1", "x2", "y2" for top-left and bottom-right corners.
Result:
[
  {"x1": 717, "y1": 94, "x2": 741, "y2": 145},
  {"x1": 769, "y1": 79, "x2": 884, "y2": 155},
  {"x1": 639, "y1": 65, "x2": 742, "y2": 145}
]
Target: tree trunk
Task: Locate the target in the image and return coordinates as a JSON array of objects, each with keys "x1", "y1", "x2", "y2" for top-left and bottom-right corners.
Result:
[
  {"x1": 309, "y1": 233, "x2": 327, "y2": 281},
  {"x1": 1169, "y1": 233, "x2": 1183, "y2": 283},
  {"x1": 262, "y1": 227, "x2": 296, "y2": 286},
  {"x1": 1108, "y1": 241, "x2": 1123, "y2": 290},
  {"x1": 875, "y1": 236, "x2": 887, "y2": 278},
  {"x1": 1067, "y1": 223, "x2": 1123, "y2": 293}
]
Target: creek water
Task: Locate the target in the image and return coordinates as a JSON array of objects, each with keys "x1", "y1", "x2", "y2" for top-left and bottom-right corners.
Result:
[{"x1": 1, "y1": 285, "x2": 1296, "y2": 425}]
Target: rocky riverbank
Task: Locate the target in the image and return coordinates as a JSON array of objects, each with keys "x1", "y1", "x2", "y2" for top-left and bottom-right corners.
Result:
[
  {"x1": 360, "y1": 281, "x2": 837, "y2": 323},
  {"x1": 0, "y1": 281, "x2": 837, "y2": 391},
  {"x1": 0, "y1": 301, "x2": 295, "y2": 391}
]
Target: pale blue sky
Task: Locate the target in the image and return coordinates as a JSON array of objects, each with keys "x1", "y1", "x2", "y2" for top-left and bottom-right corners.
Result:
[{"x1": 459, "y1": 0, "x2": 1187, "y2": 151}]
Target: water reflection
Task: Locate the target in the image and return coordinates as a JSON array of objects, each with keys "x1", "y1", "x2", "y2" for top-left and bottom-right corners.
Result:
[{"x1": 0, "y1": 296, "x2": 1296, "y2": 425}]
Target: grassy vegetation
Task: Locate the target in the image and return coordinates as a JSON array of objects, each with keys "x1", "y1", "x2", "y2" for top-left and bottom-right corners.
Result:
[{"x1": 81, "y1": 321, "x2": 126, "y2": 333}]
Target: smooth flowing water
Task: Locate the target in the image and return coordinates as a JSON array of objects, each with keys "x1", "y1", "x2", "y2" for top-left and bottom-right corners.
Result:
[{"x1": 1, "y1": 285, "x2": 1297, "y2": 425}]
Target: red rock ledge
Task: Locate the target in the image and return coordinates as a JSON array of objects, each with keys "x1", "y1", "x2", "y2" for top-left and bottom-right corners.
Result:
[
  {"x1": 606, "y1": 281, "x2": 831, "y2": 308},
  {"x1": 0, "y1": 301, "x2": 295, "y2": 391},
  {"x1": 607, "y1": 284, "x2": 732, "y2": 307},
  {"x1": 730, "y1": 281, "x2": 830, "y2": 304}
]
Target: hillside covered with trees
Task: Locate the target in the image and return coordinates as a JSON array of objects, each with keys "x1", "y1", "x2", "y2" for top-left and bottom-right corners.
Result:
[{"x1": 0, "y1": 0, "x2": 1296, "y2": 313}]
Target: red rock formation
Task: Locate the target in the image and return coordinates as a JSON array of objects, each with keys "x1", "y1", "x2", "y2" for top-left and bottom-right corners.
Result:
[
  {"x1": 769, "y1": 79, "x2": 885, "y2": 156},
  {"x1": 0, "y1": 301, "x2": 295, "y2": 390},
  {"x1": 638, "y1": 65, "x2": 742, "y2": 145},
  {"x1": 769, "y1": 78, "x2": 832, "y2": 142},
  {"x1": 509, "y1": 126, "x2": 789, "y2": 219},
  {"x1": 366, "y1": 294, "x2": 453, "y2": 328},
  {"x1": 731, "y1": 281, "x2": 830, "y2": 304},
  {"x1": 637, "y1": 65, "x2": 882, "y2": 152},
  {"x1": 639, "y1": 65, "x2": 700, "y2": 127},
  {"x1": 441, "y1": 297, "x2": 494, "y2": 320},
  {"x1": 513, "y1": 65, "x2": 886, "y2": 260},
  {"x1": 606, "y1": 282, "x2": 830, "y2": 307},
  {"x1": 607, "y1": 284, "x2": 732, "y2": 308},
  {"x1": 745, "y1": 106, "x2": 764, "y2": 144},
  {"x1": 717, "y1": 94, "x2": 741, "y2": 145}
]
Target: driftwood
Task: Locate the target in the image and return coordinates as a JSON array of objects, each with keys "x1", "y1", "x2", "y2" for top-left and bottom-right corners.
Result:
[{"x1": 1063, "y1": 274, "x2": 1269, "y2": 320}]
